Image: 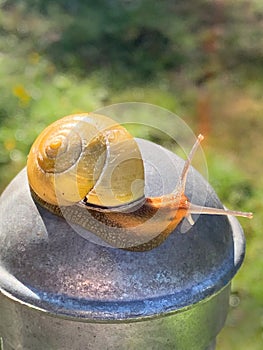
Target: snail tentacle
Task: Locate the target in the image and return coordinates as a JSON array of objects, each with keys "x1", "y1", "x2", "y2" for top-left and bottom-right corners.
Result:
[
  {"x1": 188, "y1": 203, "x2": 253, "y2": 219},
  {"x1": 174, "y1": 134, "x2": 204, "y2": 196}
]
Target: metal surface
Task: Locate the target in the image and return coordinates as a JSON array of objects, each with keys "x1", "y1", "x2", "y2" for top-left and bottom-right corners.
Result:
[
  {"x1": 0, "y1": 285, "x2": 226, "y2": 350},
  {"x1": 0, "y1": 139, "x2": 245, "y2": 349}
]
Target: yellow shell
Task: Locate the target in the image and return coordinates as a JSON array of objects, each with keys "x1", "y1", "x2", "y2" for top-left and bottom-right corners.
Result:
[{"x1": 27, "y1": 113, "x2": 145, "y2": 207}]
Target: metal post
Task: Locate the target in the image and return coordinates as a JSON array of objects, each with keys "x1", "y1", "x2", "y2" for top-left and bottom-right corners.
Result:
[{"x1": 0, "y1": 139, "x2": 245, "y2": 349}]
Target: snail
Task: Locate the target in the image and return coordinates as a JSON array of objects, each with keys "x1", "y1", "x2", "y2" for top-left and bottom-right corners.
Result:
[{"x1": 27, "y1": 113, "x2": 253, "y2": 251}]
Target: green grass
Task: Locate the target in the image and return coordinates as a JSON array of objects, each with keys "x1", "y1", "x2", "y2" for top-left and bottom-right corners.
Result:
[{"x1": 0, "y1": 3, "x2": 263, "y2": 349}]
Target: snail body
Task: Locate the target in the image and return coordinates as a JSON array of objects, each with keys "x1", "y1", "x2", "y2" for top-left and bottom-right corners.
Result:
[{"x1": 27, "y1": 113, "x2": 253, "y2": 251}]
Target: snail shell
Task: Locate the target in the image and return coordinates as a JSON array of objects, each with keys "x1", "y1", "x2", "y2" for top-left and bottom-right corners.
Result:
[{"x1": 27, "y1": 113, "x2": 145, "y2": 207}]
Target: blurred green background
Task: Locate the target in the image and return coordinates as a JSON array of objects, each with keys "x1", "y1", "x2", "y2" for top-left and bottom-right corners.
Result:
[{"x1": 0, "y1": 1, "x2": 262, "y2": 349}]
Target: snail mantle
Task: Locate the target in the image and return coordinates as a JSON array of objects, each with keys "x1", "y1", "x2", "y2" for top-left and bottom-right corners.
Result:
[{"x1": 0, "y1": 138, "x2": 245, "y2": 350}]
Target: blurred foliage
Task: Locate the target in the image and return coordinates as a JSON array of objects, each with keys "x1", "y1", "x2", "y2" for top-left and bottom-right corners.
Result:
[
  {"x1": 2, "y1": 0, "x2": 263, "y2": 85},
  {"x1": 0, "y1": 0, "x2": 263, "y2": 349}
]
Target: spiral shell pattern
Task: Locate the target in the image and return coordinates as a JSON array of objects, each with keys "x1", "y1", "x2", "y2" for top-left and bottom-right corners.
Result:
[{"x1": 27, "y1": 113, "x2": 145, "y2": 207}]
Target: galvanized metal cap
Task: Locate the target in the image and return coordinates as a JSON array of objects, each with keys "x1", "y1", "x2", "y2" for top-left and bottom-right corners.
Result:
[{"x1": 0, "y1": 139, "x2": 245, "y2": 320}]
